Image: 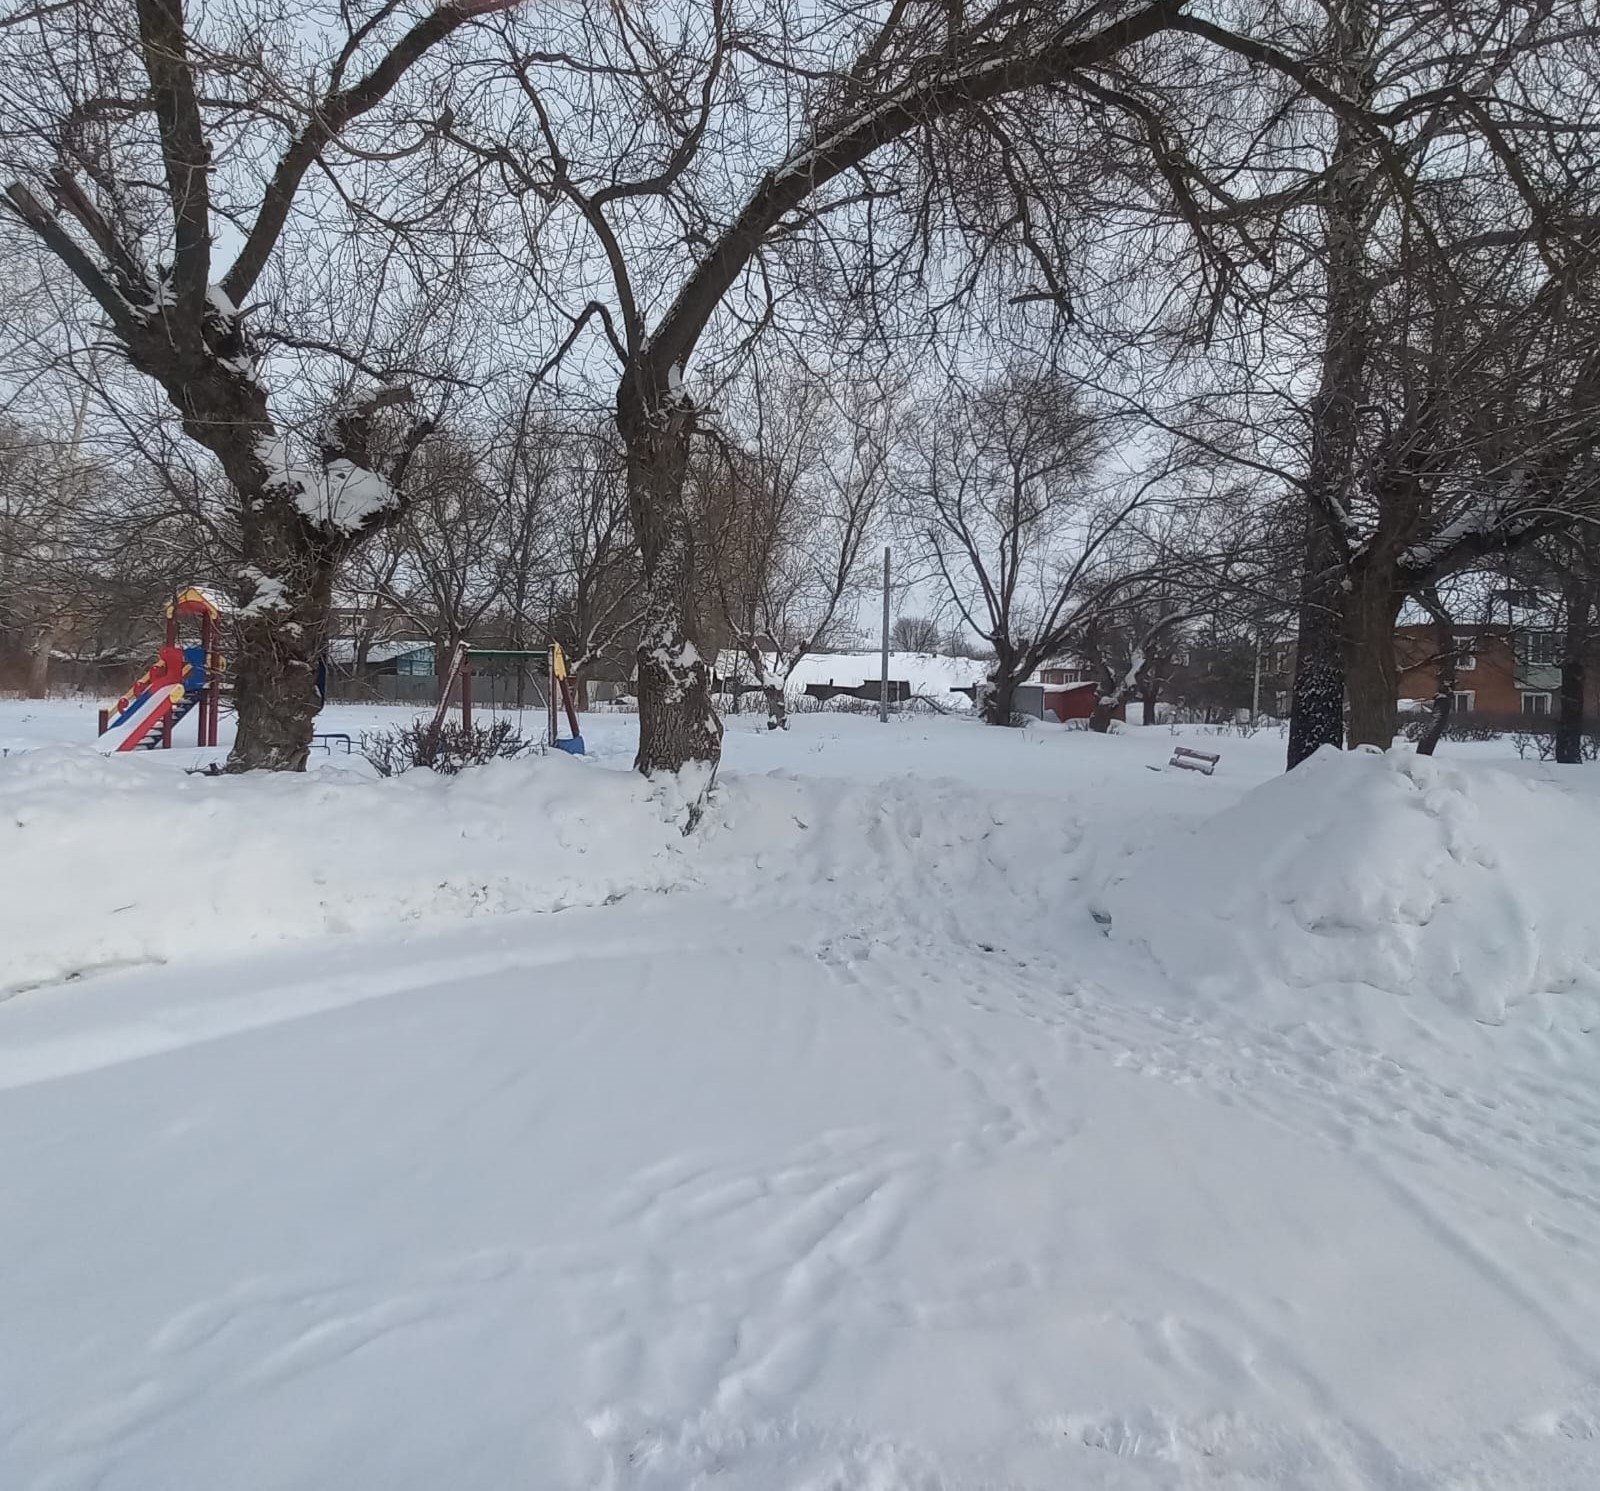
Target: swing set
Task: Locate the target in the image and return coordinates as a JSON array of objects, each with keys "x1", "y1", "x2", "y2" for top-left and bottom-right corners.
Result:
[{"x1": 430, "y1": 640, "x2": 585, "y2": 755}]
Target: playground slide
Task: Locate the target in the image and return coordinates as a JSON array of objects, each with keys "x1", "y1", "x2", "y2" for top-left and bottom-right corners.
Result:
[{"x1": 96, "y1": 686, "x2": 185, "y2": 754}]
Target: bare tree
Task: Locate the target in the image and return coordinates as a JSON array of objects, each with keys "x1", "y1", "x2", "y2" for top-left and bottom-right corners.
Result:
[
  {"x1": 0, "y1": 396, "x2": 212, "y2": 694},
  {"x1": 902, "y1": 367, "x2": 1178, "y2": 726},
  {"x1": 460, "y1": 0, "x2": 1431, "y2": 776},
  {"x1": 706, "y1": 368, "x2": 889, "y2": 728},
  {"x1": 533, "y1": 419, "x2": 641, "y2": 704},
  {"x1": 891, "y1": 616, "x2": 942, "y2": 653},
  {"x1": 381, "y1": 435, "x2": 508, "y2": 673},
  {"x1": 1073, "y1": 606, "x2": 1198, "y2": 731},
  {"x1": 1, "y1": 0, "x2": 503, "y2": 767},
  {"x1": 1270, "y1": 0, "x2": 1600, "y2": 763}
]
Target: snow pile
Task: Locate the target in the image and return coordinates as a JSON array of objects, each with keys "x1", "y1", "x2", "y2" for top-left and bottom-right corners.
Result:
[
  {"x1": 0, "y1": 748, "x2": 707, "y2": 994},
  {"x1": 0, "y1": 736, "x2": 1082, "y2": 999},
  {"x1": 256, "y1": 434, "x2": 396, "y2": 534},
  {"x1": 1107, "y1": 746, "x2": 1600, "y2": 1024}
]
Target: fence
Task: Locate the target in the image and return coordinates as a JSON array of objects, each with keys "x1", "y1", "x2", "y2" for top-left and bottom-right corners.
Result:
[{"x1": 323, "y1": 670, "x2": 553, "y2": 710}]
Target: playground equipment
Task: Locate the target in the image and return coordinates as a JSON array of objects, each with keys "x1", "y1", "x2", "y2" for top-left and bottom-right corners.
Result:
[
  {"x1": 98, "y1": 589, "x2": 224, "y2": 752},
  {"x1": 430, "y1": 640, "x2": 585, "y2": 755}
]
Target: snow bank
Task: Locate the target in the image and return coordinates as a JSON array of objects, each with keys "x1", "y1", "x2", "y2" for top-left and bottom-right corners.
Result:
[
  {"x1": 0, "y1": 748, "x2": 705, "y2": 994},
  {"x1": 0, "y1": 734, "x2": 1082, "y2": 999},
  {"x1": 1107, "y1": 747, "x2": 1600, "y2": 1024}
]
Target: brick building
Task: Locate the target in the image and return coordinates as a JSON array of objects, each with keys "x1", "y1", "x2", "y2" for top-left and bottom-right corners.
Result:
[{"x1": 1394, "y1": 624, "x2": 1595, "y2": 720}]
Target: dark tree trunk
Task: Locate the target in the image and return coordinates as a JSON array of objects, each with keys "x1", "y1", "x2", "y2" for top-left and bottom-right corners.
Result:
[
  {"x1": 1555, "y1": 571, "x2": 1592, "y2": 764},
  {"x1": 1555, "y1": 658, "x2": 1585, "y2": 764},
  {"x1": 1141, "y1": 692, "x2": 1157, "y2": 726},
  {"x1": 1414, "y1": 599, "x2": 1456, "y2": 757},
  {"x1": 1089, "y1": 688, "x2": 1118, "y2": 733},
  {"x1": 1287, "y1": 477, "x2": 1350, "y2": 767},
  {"x1": 1287, "y1": 5, "x2": 1373, "y2": 769},
  {"x1": 619, "y1": 393, "x2": 721, "y2": 775},
  {"x1": 1342, "y1": 562, "x2": 1402, "y2": 750},
  {"x1": 980, "y1": 652, "x2": 1022, "y2": 725},
  {"x1": 227, "y1": 493, "x2": 340, "y2": 773},
  {"x1": 763, "y1": 681, "x2": 788, "y2": 730}
]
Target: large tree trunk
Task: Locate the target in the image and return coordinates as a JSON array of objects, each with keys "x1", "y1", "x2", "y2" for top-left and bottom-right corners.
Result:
[
  {"x1": 1286, "y1": 0, "x2": 1373, "y2": 769},
  {"x1": 763, "y1": 681, "x2": 788, "y2": 730},
  {"x1": 980, "y1": 651, "x2": 1023, "y2": 725},
  {"x1": 1414, "y1": 597, "x2": 1456, "y2": 757},
  {"x1": 1089, "y1": 671, "x2": 1122, "y2": 732},
  {"x1": 1555, "y1": 573, "x2": 1591, "y2": 765},
  {"x1": 228, "y1": 494, "x2": 339, "y2": 773},
  {"x1": 1287, "y1": 466, "x2": 1354, "y2": 769},
  {"x1": 1556, "y1": 657, "x2": 1585, "y2": 764},
  {"x1": 1342, "y1": 563, "x2": 1401, "y2": 750},
  {"x1": 620, "y1": 395, "x2": 721, "y2": 775}
]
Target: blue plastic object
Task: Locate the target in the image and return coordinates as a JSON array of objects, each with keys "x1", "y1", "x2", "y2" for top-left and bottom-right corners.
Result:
[{"x1": 554, "y1": 735, "x2": 586, "y2": 756}]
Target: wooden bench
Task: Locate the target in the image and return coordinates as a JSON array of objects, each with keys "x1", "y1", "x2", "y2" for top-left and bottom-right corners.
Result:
[{"x1": 1169, "y1": 745, "x2": 1219, "y2": 775}]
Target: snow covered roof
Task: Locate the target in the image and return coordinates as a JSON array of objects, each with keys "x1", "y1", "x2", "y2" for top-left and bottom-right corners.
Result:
[
  {"x1": 166, "y1": 585, "x2": 230, "y2": 618},
  {"x1": 715, "y1": 650, "x2": 995, "y2": 696},
  {"x1": 325, "y1": 638, "x2": 431, "y2": 666}
]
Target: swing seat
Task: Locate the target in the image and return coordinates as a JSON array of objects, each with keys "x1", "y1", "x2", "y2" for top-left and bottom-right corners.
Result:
[{"x1": 554, "y1": 735, "x2": 585, "y2": 756}]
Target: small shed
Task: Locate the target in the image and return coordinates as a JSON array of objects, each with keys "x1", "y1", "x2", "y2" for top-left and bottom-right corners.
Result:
[
  {"x1": 1044, "y1": 681, "x2": 1125, "y2": 723},
  {"x1": 946, "y1": 683, "x2": 1046, "y2": 719}
]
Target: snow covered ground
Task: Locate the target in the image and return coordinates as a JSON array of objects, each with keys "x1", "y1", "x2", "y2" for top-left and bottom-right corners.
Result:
[{"x1": 4, "y1": 695, "x2": 1600, "y2": 1490}]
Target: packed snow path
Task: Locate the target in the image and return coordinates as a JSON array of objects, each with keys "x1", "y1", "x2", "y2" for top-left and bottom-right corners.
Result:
[{"x1": 3, "y1": 712, "x2": 1600, "y2": 1488}]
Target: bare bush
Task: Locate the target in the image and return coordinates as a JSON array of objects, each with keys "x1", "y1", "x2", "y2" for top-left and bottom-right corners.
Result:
[{"x1": 361, "y1": 718, "x2": 533, "y2": 778}]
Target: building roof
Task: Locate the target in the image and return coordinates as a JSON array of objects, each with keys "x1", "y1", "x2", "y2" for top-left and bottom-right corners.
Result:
[
  {"x1": 325, "y1": 638, "x2": 431, "y2": 666},
  {"x1": 715, "y1": 650, "x2": 1006, "y2": 695}
]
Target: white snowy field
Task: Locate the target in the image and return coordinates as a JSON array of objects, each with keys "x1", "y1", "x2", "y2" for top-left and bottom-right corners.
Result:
[{"x1": 4, "y1": 697, "x2": 1600, "y2": 1490}]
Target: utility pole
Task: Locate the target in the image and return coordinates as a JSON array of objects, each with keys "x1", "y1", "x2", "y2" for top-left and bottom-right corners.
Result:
[{"x1": 879, "y1": 546, "x2": 891, "y2": 723}]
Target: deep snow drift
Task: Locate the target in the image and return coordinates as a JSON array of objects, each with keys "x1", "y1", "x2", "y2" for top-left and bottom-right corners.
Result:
[
  {"x1": 4, "y1": 705, "x2": 1600, "y2": 1491},
  {"x1": 1109, "y1": 744, "x2": 1600, "y2": 1027}
]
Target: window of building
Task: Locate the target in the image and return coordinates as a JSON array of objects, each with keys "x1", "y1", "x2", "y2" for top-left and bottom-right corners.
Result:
[
  {"x1": 1453, "y1": 635, "x2": 1477, "y2": 671},
  {"x1": 1451, "y1": 690, "x2": 1476, "y2": 713},
  {"x1": 1522, "y1": 631, "x2": 1559, "y2": 667},
  {"x1": 1522, "y1": 691, "x2": 1552, "y2": 717}
]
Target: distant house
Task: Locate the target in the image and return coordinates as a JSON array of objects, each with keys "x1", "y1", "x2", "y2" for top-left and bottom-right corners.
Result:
[
  {"x1": 325, "y1": 638, "x2": 434, "y2": 680},
  {"x1": 1395, "y1": 624, "x2": 1591, "y2": 719},
  {"x1": 1039, "y1": 665, "x2": 1095, "y2": 686},
  {"x1": 1264, "y1": 624, "x2": 1593, "y2": 721}
]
